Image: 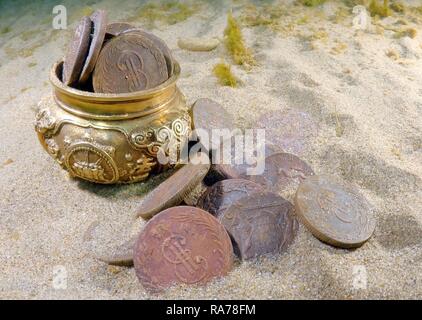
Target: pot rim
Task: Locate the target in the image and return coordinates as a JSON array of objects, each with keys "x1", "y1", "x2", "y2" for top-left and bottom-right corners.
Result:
[
  {"x1": 49, "y1": 60, "x2": 182, "y2": 120},
  {"x1": 50, "y1": 59, "x2": 180, "y2": 101}
]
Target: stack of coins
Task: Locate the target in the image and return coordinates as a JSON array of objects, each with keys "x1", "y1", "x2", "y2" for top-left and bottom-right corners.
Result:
[{"x1": 62, "y1": 10, "x2": 173, "y2": 93}]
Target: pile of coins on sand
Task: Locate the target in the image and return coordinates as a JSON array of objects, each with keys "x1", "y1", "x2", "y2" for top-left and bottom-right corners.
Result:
[
  {"x1": 96, "y1": 98, "x2": 376, "y2": 293},
  {"x1": 62, "y1": 10, "x2": 172, "y2": 93}
]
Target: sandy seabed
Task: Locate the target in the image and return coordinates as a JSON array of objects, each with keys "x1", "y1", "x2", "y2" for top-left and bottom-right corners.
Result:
[{"x1": 0, "y1": 0, "x2": 421, "y2": 299}]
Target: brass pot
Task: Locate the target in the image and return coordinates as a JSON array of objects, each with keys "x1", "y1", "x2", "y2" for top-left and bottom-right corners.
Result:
[{"x1": 35, "y1": 60, "x2": 191, "y2": 184}]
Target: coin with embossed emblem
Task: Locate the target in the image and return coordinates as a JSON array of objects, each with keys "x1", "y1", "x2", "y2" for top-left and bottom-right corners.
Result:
[
  {"x1": 198, "y1": 179, "x2": 264, "y2": 218},
  {"x1": 133, "y1": 206, "x2": 233, "y2": 292},
  {"x1": 134, "y1": 152, "x2": 210, "y2": 219},
  {"x1": 79, "y1": 10, "x2": 108, "y2": 84},
  {"x1": 122, "y1": 29, "x2": 174, "y2": 76},
  {"x1": 294, "y1": 175, "x2": 376, "y2": 248},
  {"x1": 220, "y1": 191, "x2": 298, "y2": 260},
  {"x1": 62, "y1": 16, "x2": 91, "y2": 86},
  {"x1": 241, "y1": 152, "x2": 314, "y2": 197},
  {"x1": 93, "y1": 33, "x2": 168, "y2": 93}
]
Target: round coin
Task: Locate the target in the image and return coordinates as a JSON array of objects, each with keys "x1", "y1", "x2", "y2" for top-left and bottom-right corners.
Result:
[
  {"x1": 220, "y1": 191, "x2": 298, "y2": 260},
  {"x1": 191, "y1": 98, "x2": 235, "y2": 150},
  {"x1": 198, "y1": 179, "x2": 264, "y2": 218},
  {"x1": 134, "y1": 206, "x2": 233, "y2": 293},
  {"x1": 134, "y1": 152, "x2": 210, "y2": 219},
  {"x1": 96, "y1": 236, "x2": 136, "y2": 267},
  {"x1": 294, "y1": 175, "x2": 376, "y2": 248},
  {"x1": 93, "y1": 33, "x2": 168, "y2": 93},
  {"x1": 123, "y1": 29, "x2": 174, "y2": 76},
  {"x1": 242, "y1": 152, "x2": 314, "y2": 197},
  {"x1": 62, "y1": 16, "x2": 91, "y2": 86},
  {"x1": 79, "y1": 10, "x2": 108, "y2": 84}
]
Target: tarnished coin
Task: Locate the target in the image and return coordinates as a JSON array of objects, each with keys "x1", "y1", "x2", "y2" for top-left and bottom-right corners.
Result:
[
  {"x1": 134, "y1": 152, "x2": 210, "y2": 219},
  {"x1": 105, "y1": 22, "x2": 135, "y2": 38},
  {"x1": 294, "y1": 175, "x2": 376, "y2": 248},
  {"x1": 62, "y1": 16, "x2": 91, "y2": 86},
  {"x1": 123, "y1": 29, "x2": 174, "y2": 76},
  {"x1": 183, "y1": 182, "x2": 208, "y2": 206},
  {"x1": 242, "y1": 152, "x2": 314, "y2": 197},
  {"x1": 134, "y1": 206, "x2": 233, "y2": 292},
  {"x1": 220, "y1": 191, "x2": 298, "y2": 260},
  {"x1": 205, "y1": 140, "x2": 280, "y2": 186},
  {"x1": 198, "y1": 179, "x2": 264, "y2": 218},
  {"x1": 79, "y1": 10, "x2": 107, "y2": 84},
  {"x1": 93, "y1": 33, "x2": 168, "y2": 93},
  {"x1": 96, "y1": 236, "x2": 136, "y2": 267},
  {"x1": 191, "y1": 98, "x2": 235, "y2": 149},
  {"x1": 257, "y1": 109, "x2": 318, "y2": 156}
]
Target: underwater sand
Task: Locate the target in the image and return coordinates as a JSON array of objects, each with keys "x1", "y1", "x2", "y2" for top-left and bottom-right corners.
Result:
[{"x1": 0, "y1": 0, "x2": 421, "y2": 299}]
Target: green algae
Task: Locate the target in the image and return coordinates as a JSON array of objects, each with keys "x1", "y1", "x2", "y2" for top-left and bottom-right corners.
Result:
[
  {"x1": 224, "y1": 12, "x2": 256, "y2": 68},
  {"x1": 213, "y1": 62, "x2": 238, "y2": 87},
  {"x1": 138, "y1": 1, "x2": 199, "y2": 26}
]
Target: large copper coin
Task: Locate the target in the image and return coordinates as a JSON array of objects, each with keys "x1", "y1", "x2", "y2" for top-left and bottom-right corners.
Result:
[
  {"x1": 134, "y1": 206, "x2": 233, "y2": 292},
  {"x1": 220, "y1": 191, "x2": 298, "y2": 260},
  {"x1": 93, "y1": 33, "x2": 168, "y2": 93},
  {"x1": 134, "y1": 152, "x2": 210, "y2": 219},
  {"x1": 198, "y1": 179, "x2": 264, "y2": 218},
  {"x1": 294, "y1": 175, "x2": 376, "y2": 248},
  {"x1": 62, "y1": 16, "x2": 91, "y2": 86},
  {"x1": 242, "y1": 152, "x2": 314, "y2": 196},
  {"x1": 257, "y1": 109, "x2": 318, "y2": 156},
  {"x1": 79, "y1": 10, "x2": 107, "y2": 84},
  {"x1": 122, "y1": 29, "x2": 174, "y2": 76}
]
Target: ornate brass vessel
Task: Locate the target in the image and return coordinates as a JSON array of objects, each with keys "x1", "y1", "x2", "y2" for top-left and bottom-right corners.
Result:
[{"x1": 35, "y1": 60, "x2": 191, "y2": 184}]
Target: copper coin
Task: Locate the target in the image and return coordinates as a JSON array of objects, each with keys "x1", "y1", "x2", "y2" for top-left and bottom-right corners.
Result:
[
  {"x1": 198, "y1": 179, "x2": 264, "y2": 218},
  {"x1": 134, "y1": 152, "x2": 210, "y2": 219},
  {"x1": 93, "y1": 33, "x2": 168, "y2": 93},
  {"x1": 79, "y1": 10, "x2": 108, "y2": 84},
  {"x1": 242, "y1": 152, "x2": 314, "y2": 196},
  {"x1": 191, "y1": 98, "x2": 235, "y2": 150},
  {"x1": 96, "y1": 236, "x2": 136, "y2": 267},
  {"x1": 62, "y1": 16, "x2": 91, "y2": 86},
  {"x1": 122, "y1": 29, "x2": 174, "y2": 76},
  {"x1": 257, "y1": 109, "x2": 318, "y2": 156},
  {"x1": 294, "y1": 175, "x2": 376, "y2": 248},
  {"x1": 220, "y1": 191, "x2": 298, "y2": 260},
  {"x1": 105, "y1": 22, "x2": 135, "y2": 38},
  {"x1": 134, "y1": 206, "x2": 233, "y2": 292},
  {"x1": 205, "y1": 139, "x2": 280, "y2": 186}
]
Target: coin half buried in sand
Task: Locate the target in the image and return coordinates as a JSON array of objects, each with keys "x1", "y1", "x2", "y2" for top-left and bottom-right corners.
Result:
[
  {"x1": 220, "y1": 191, "x2": 298, "y2": 260},
  {"x1": 96, "y1": 236, "x2": 136, "y2": 267},
  {"x1": 93, "y1": 33, "x2": 168, "y2": 93},
  {"x1": 294, "y1": 175, "x2": 376, "y2": 248},
  {"x1": 62, "y1": 16, "x2": 91, "y2": 86},
  {"x1": 79, "y1": 10, "x2": 107, "y2": 84},
  {"x1": 134, "y1": 152, "x2": 210, "y2": 219},
  {"x1": 198, "y1": 179, "x2": 264, "y2": 218},
  {"x1": 242, "y1": 152, "x2": 314, "y2": 196},
  {"x1": 133, "y1": 206, "x2": 233, "y2": 293}
]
